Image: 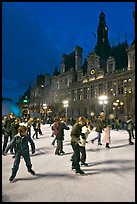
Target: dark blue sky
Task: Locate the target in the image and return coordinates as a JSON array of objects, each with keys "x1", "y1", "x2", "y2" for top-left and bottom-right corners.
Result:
[{"x1": 2, "y1": 2, "x2": 135, "y2": 103}]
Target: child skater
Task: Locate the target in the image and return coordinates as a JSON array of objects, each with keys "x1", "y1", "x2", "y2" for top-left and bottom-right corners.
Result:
[
  {"x1": 3, "y1": 125, "x2": 36, "y2": 182},
  {"x1": 104, "y1": 124, "x2": 111, "y2": 148}
]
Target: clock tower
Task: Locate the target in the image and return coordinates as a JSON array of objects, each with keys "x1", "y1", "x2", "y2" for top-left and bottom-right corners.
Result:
[{"x1": 94, "y1": 12, "x2": 111, "y2": 71}]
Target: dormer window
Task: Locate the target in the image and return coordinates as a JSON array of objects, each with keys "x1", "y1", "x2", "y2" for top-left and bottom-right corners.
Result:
[
  {"x1": 108, "y1": 64, "x2": 113, "y2": 73},
  {"x1": 63, "y1": 65, "x2": 65, "y2": 73},
  {"x1": 107, "y1": 56, "x2": 115, "y2": 73}
]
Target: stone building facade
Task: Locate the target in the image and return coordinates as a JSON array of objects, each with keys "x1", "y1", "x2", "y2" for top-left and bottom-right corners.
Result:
[{"x1": 22, "y1": 11, "x2": 135, "y2": 120}]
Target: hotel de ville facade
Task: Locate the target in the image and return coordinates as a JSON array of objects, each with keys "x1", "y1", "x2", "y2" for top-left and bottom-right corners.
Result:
[{"x1": 20, "y1": 11, "x2": 135, "y2": 121}]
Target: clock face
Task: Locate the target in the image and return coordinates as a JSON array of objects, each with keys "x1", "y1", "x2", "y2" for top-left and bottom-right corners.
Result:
[{"x1": 91, "y1": 69, "x2": 95, "y2": 75}]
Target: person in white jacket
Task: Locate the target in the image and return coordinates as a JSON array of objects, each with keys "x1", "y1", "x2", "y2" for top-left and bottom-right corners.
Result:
[{"x1": 79, "y1": 122, "x2": 92, "y2": 166}]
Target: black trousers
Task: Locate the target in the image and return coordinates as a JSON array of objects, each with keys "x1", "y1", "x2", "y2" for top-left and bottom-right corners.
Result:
[
  {"x1": 71, "y1": 142, "x2": 81, "y2": 171},
  {"x1": 27, "y1": 127, "x2": 31, "y2": 136},
  {"x1": 33, "y1": 129, "x2": 39, "y2": 139},
  {"x1": 51, "y1": 137, "x2": 57, "y2": 146},
  {"x1": 11, "y1": 150, "x2": 32, "y2": 177},
  {"x1": 127, "y1": 130, "x2": 133, "y2": 143},
  {"x1": 55, "y1": 140, "x2": 63, "y2": 154},
  {"x1": 79, "y1": 146, "x2": 86, "y2": 163}
]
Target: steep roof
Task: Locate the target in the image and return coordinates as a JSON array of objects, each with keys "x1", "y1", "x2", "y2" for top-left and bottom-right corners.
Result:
[
  {"x1": 81, "y1": 59, "x2": 88, "y2": 75},
  {"x1": 110, "y1": 41, "x2": 128, "y2": 69},
  {"x1": 52, "y1": 66, "x2": 59, "y2": 76},
  {"x1": 131, "y1": 38, "x2": 135, "y2": 46},
  {"x1": 63, "y1": 52, "x2": 75, "y2": 71}
]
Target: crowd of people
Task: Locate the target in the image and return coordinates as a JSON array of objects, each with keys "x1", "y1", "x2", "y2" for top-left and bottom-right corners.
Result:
[{"x1": 2, "y1": 111, "x2": 135, "y2": 181}]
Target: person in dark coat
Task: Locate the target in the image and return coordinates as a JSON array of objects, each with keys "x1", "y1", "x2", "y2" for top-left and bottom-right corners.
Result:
[
  {"x1": 126, "y1": 116, "x2": 134, "y2": 145},
  {"x1": 37, "y1": 118, "x2": 43, "y2": 135},
  {"x1": 55, "y1": 117, "x2": 69, "y2": 155},
  {"x1": 91, "y1": 115, "x2": 104, "y2": 145},
  {"x1": 10, "y1": 117, "x2": 20, "y2": 156},
  {"x1": 32, "y1": 118, "x2": 40, "y2": 139},
  {"x1": 2, "y1": 113, "x2": 15, "y2": 154},
  {"x1": 70, "y1": 116, "x2": 87, "y2": 174},
  {"x1": 3, "y1": 125, "x2": 36, "y2": 182}
]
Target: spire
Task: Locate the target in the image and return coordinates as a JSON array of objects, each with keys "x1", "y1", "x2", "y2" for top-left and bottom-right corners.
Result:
[
  {"x1": 94, "y1": 12, "x2": 111, "y2": 61},
  {"x1": 53, "y1": 66, "x2": 59, "y2": 76},
  {"x1": 131, "y1": 11, "x2": 135, "y2": 45}
]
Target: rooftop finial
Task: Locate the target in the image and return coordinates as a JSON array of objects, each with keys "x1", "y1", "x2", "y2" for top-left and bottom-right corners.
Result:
[{"x1": 124, "y1": 33, "x2": 128, "y2": 42}]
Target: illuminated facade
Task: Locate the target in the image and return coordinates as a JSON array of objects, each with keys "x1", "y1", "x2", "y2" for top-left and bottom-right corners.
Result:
[{"x1": 24, "y1": 11, "x2": 135, "y2": 120}]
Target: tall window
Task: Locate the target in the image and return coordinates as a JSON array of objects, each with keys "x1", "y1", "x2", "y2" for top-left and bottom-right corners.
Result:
[
  {"x1": 71, "y1": 90, "x2": 77, "y2": 101},
  {"x1": 77, "y1": 108, "x2": 80, "y2": 116},
  {"x1": 98, "y1": 83, "x2": 104, "y2": 95},
  {"x1": 108, "y1": 81, "x2": 116, "y2": 96},
  {"x1": 77, "y1": 89, "x2": 82, "y2": 100},
  {"x1": 91, "y1": 85, "x2": 95, "y2": 98},
  {"x1": 83, "y1": 87, "x2": 88, "y2": 100},
  {"x1": 108, "y1": 64, "x2": 113, "y2": 73},
  {"x1": 84, "y1": 107, "x2": 87, "y2": 116},
  {"x1": 117, "y1": 79, "x2": 124, "y2": 95},
  {"x1": 124, "y1": 78, "x2": 132, "y2": 94},
  {"x1": 108, "y1": 81, "x2": 113, "y2": 96}
]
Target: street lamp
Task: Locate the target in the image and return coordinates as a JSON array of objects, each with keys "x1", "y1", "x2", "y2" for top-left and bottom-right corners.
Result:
[
  {"x1": 113, "y1": 99, "x2": 124, "y2": 117},
  {"x1": 43, "y1": 103, "x2": 47, "y2": 110},
  {"x1": 63, "y1": 100, "x2": 69, "y2": 121},
  {"x1": 43, "y1": 103, "x2": 47, "y2": 121},
  {"x1": 99, "y1": 95, "x2": 108, "y2": 112}
]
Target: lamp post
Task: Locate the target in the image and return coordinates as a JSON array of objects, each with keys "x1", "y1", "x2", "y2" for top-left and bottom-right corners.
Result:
[
  {"x1": 113, "y1": 99, "x2": 124, "y2": 118},
  {"x1": 63, "y1": 100, "x2": 69, "y2": 122},
  {"x1": 43, "y1": 103, "x2": 47, "y2": 122},
  {"x1": 43, "y1": 103, "x2": 47, "y2": 111},
  {"x1": 99, "y1": 95, "x2": 108, "y2": 112}
]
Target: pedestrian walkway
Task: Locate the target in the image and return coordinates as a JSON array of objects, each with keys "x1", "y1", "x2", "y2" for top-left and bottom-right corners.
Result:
[{"x1": 2, "y1": 125, "x2": 135, "y2": 202}]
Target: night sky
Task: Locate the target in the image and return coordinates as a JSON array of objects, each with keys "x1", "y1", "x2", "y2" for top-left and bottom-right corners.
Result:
[{"x1": 2, "y1": 2, "x2": 135, "y2": 103}]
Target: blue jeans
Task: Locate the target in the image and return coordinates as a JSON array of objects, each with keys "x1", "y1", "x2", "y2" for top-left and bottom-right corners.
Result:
[
  {"x1": 97, "y1": 132, "x2": 102, "y2": 144},
  {"x1": 92, "y1": 132, "x2": 102, "y2": 144}
]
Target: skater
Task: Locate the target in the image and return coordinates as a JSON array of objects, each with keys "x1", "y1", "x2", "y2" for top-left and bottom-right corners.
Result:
[
  {"x1": 55, "y1": 117, "x2": 69, "y2": 155},
  {"x1": 32, "y1": 118, "x2": 40, "y2": 139},
  {"x1": 51, "y1": 117, "x2": 60, "y2": 147},
  {"x1": 2, "y1": 112, "x2": 15, "y2": 154},
  {"x1": 10, "y1": 117, "x2": 21, "y2": 156},
  {"x1": 3, "y1": 125, "x2": 36, "y2": 182},
  {"x1": 126, "y1": 116, "x2": 134, "y2": 145},
  {"x1": 79, "y1": 121, "x2": 92, "y2": 166},
  {"x1": 70, "y1": 116, "x2": 86, "y2": 174},
  {"x1": 104, "y1": 124, "x2": 111, "y2": 148},
  {"x1": 27, "y1": 117, "x2": 33, "y2": 136},
  {"x1": 91, "y1": 115, "x2": 104, "y2": 145}
]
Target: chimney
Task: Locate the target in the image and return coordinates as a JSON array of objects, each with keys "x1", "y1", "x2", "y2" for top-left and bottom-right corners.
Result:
[{"x1": 75, "y1": 46, "x2": 83, "y2": 72}]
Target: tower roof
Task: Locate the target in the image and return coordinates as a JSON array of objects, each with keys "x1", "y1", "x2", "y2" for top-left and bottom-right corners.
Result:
[
  {"x1": 110, "y1": 41, "x2": 128, "y2": 69},
  {"x1": 99, "y1": 11, "x2": 105, "y2": 18},
  {"x1": 63, "y1": 52, "x2": 75, "y2": 71}
]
